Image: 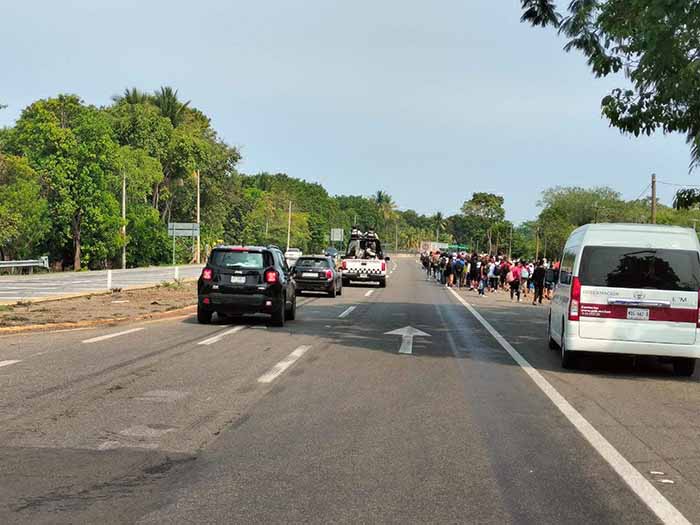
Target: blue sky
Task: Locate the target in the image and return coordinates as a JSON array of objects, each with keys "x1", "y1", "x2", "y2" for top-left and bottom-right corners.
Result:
[{"x1": 1, "y1": 0, "x2": 694, "y2": 223}]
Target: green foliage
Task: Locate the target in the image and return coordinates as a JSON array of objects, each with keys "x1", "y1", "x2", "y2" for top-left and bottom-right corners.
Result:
[{"x1": 521, "y1": 1, "x2": 700, "y2": 168}]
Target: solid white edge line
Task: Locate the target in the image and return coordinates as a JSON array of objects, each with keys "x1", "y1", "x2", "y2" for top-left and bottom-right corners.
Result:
[
  {"x1": 0, "y1": 360, "x2": 21, "y2": 368},
  {"x1": 257, "y1": 345, "x2": 312, "y2": 384},
  {"x1": 338, "y1": 306, "x2": 356, "y2": 318},
  {"x1": 447, "y1": 287, "x2": 690, "y2": 525},
  {"x1": 197, "y1": 325, "x2": 246, "y2": 346},
  {"x1": 81, "y1": 327, "x2": 144, "y2": 344},
  {"x1": 365, "y1": 290, "x2": 374, "y2": 297}
]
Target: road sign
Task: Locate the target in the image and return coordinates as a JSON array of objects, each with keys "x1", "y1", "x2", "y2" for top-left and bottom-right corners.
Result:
[
  {"x1": 168, "y1": 222, "x2": 200, "y2": 237},
  {"x1": 330, "y1": 228, "x2": 344, "y2": 242}
]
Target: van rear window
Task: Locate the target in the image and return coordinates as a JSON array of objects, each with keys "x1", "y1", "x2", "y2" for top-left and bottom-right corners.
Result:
[
  {"x1": 579, "y1": 246, "x2": 700, "y2": 291},
  {"x1": 210, "y1": 250, "x2": 265, "y2": 269}
]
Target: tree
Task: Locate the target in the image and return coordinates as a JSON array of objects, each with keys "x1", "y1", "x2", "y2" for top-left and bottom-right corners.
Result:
[
  {"x1": 520, "y1": 1, "x2": 700, "y2": 168},
  {"x1": 11, "y1": 95, "x2": 120, "y2": 270},
  {"x1": 153, "y1": 86, "x2": 191, "y2": 128},
  {"x1": 461, "y1": 192, "x2": 505, "y2": 253},
  {"x1": 432, "y1": 211, "x2": 447, "y2": 242}
]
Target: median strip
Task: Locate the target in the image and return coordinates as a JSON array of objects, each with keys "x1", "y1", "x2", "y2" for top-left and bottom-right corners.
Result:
[{"x1": 258, "y1": 345, "x2": 311, "y2": 384}]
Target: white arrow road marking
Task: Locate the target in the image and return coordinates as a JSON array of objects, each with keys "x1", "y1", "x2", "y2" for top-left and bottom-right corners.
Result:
[
  {"x1": 0, "y1": 360, "x2": 21, "y2": 368},
  {"x1": 258, "y1": 345, "x2": 312, "y2": 383},
  {"x1": 338, "y1": 306, "x2": 356, "y2": 318},
  {"x1": 197, "y1": 325, "x2": 246, "y2": 345},
  {"x1": 82, "y1": 327, "x2": 144, "y2": 344},
  {"x1": 385, "y1": 326, "x2": 431, "y2": 355}
]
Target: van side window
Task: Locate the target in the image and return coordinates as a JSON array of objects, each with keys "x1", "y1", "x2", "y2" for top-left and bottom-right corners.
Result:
[{"x1": 559, "y1": 247, "x2": 577, "y2": 285}]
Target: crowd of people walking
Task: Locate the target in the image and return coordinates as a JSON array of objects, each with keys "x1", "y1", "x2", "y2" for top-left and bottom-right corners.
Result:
[{"x1": 420, "y1": 250, "x2": 560, "y2": 305}]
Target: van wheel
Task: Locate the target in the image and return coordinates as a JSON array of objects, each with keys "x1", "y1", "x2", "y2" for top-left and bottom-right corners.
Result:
[
  {"x1": 286, "y1": 293, "x2": 296, "y2": 321},
  {"x1": 547, "y1": 313, "x2": 558, "y2": 350},
  {"x1": 673, "y1": 358, "x2": 696, "y2": 377},
  {"x1": 197, "y1": 306, "x2": 212, "y2": 324},
  {"x1": 561, "y1": 325, "x2": 576, "y2": 369},
  {"x1": 271, "y1": 297, "x2": 285, "y2": 327}
]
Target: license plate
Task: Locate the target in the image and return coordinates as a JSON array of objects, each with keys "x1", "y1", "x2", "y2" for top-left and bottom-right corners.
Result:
[
  {"x1": 627, "y1": 308, "x2": 649, "y2": 321},
  {"x1": 359, "y1": 274, "x2": 368, "y2": 279},
  {"x1": 230, "y1": 276, "x2": 246, "y2": 284},
  {"x1": 302, "y1": 272, "x2": 318, "y2": 278}
]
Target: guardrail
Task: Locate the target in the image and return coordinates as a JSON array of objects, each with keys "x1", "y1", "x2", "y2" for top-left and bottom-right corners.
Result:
[{"x1": 0, "y1": 257, "x2": 49, "y2": 273}]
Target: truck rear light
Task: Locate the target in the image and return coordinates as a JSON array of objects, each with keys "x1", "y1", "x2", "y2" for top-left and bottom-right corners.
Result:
[
  {"x1": 341, "y1": 260, "x2": 347, "y2": 270},
  {"x1": 325, "y1": 269, "x2": 333, "y2": 280},
  {"x1": 381, "y1": 262, "x2": 386, "y2": 272},
  {"x1": 568, "y1": 276, "x2": 581, "y2": 321},
  {"x1": 203, "y1": 297, "x2": 210, "y2": 305},
  {"x1": 202, "y1": 268, "x2": 213, "y2": 281},
  {"x1": 264, "y1": 270, "x2": 279, "y2": 284}
]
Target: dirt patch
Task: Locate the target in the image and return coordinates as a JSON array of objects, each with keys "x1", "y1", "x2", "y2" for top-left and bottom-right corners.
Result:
[{"x1": 0, "y1": 281, "x2": 197, "y2": 328}]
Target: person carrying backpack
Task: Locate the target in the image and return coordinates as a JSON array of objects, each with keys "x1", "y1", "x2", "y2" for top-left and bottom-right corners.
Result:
[{"x1": 532, "y1": 259, "x2": 546, "y2": 305}]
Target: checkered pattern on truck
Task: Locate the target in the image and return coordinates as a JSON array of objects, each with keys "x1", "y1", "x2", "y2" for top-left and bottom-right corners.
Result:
[{"x1": 343, "y1": 262, "x2": 385, "y2": 275}]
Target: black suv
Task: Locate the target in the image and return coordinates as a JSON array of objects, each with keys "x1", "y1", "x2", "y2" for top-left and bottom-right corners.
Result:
[{"x1": 197, "y1": 245, "x2": 297, "y2": 326}]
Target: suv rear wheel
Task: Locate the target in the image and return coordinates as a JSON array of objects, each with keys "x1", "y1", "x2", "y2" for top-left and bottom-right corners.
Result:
[
  {"x1": 286, "y1": 293, "x2": 296, "y2": 320},
  {"x1": 271, "y1": 296, "x2": 286, "y2": 327},
  {"x1": 197, "y1": 306, "x2": 213, "y2": 324}
]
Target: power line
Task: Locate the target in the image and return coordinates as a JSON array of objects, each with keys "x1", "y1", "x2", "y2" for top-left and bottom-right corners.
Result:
[
  {"x1": 657, "y1": 180, "x2": 700, "y2": 188},
  {"x1": 632, "y1": 183, "x2": 651, "y2": 201}
]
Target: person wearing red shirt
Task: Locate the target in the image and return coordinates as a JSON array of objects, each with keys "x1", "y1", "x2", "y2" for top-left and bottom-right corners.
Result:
[{"x1": 509, "y1": 261, "x2": 523, "y2": 302}]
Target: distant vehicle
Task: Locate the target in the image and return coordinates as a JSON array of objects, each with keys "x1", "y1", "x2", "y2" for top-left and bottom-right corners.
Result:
[
  {"x1": 292, "y1": 255, "x2": 343, "y2": 297},
  {"x1": 285, "y1": 248, "x2": 302, "y2": 267},
  {"x1": 324, "y1": 247, "x2": 339, "y2": 258},
  {"x1": 341, "y1": 228, "x2": 389, "y2": 287},
  {"x1": 548, "y1": 223, "x2": 700, "y2": 376},
  {"x1": 197, "y1": 245, "x2": 296, "y2": 326}
]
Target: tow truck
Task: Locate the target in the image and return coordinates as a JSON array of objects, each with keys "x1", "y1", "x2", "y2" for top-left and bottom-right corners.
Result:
[{"x1": 340, "y1": 227, "x2": 390, "y2": 287}]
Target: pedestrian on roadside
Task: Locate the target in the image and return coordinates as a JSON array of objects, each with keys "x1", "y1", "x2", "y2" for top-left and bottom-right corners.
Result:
[
  {"x1": 509, "y1": 261, "x2": 522, "y2": 302},
  {"x1": 532, "y1": 259, "x2": 546, "y2": 305},
  {"x1": 444, "y1": 253, "x2": 454, "y2": 287},
  {"x1": 520, "y1": 262, "x2": 530, "y2": 298}
]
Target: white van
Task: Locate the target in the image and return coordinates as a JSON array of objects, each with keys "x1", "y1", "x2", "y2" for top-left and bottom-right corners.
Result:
[{"x1": 548, "y1": 223, "x2": 700, "y2": 376}]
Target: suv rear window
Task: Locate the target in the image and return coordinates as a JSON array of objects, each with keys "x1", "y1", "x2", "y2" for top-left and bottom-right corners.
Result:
[
  {"x1": 296, "y1": 258, "x2": 329, "y2": 268},
  {"x1": 210, "y1": 250, "x2": 265, "y2": 269},
  {"x1": 579, "y1": 246, "x2": 700, "y2": 291}
]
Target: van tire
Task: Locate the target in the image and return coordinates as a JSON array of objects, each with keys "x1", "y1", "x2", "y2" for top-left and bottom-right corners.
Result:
[
  {"x1": 561, "y1": 325, "x2": 576, "y2": 369},
  {"x1": 673, "y1": 358, "x2": 696, "y2": 377}
]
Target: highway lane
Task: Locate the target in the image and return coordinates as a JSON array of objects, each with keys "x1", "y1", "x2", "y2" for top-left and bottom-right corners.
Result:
[
  {"x1": 2, "y1": 257, "x2": 698, "y2": 523},
  {"x1": 0, "y1": 264, "x2": 203, "y2": 303}
]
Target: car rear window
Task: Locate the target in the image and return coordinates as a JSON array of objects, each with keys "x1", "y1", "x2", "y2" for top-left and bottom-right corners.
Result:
[
  {"x1": 296, "y1": 258, "x2": 329, "y2": 268},
  {"x1": 210, "y1": 250, "x2": 265, "y2": 269},
  {"x1": 579, "y1": 246, "x2": 700, "y2": 291}
]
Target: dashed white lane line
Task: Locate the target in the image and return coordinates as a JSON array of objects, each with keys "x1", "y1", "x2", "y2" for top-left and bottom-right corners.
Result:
[
  {"x1": 447, "y1": 287, "x2": 691, "y2": 525},
  {"x1": 338, "y1": 306, "x2": 356, "y2": 318},
  {"x1": 364, "y1": 290, "x2": 375, "y2": 297},
  {"x1": 0, "y1": 360, "x2": 21, "y2": 368},
  {"x1": 82, "y1": 327, "x2": 144, "y2": 344},
  {"x1": 197, "y1": 325, "x2": 246, "y2": 346},
  {"x1": 258, "y1": 345, "x2": 312, "y2": 384}
]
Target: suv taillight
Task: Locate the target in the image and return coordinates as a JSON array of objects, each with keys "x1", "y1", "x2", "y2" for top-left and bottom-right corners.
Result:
[
  {"x1": 568, "y1": 276, "x2": 581, "y2": 321},
  {"x1": 381, "y1": 262, "x2": 386, "y2": 272},
  {"x1": 202, "y1": 268, "x2": 213, "y2": 281},
  {"x1": 325, "y1": 269, "x2": 333, "y2": 280},
  {"x1": 265, "y1": 270, "x2": 279, "y2": 284},
  {"x1": 341, "y1": 260, "x2": 347, "y2": 270}
]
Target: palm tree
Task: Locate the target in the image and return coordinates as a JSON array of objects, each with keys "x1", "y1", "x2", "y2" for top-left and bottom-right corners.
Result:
[
  {"x1": 373, "y1": 190, "x2": 397, "y2": 229},
  {"x1": 152, "y1": 86, "x2": 191, "y2": 127},
  {"x1": 111, "y1": 87, "x2": 151, "y2": 105}
]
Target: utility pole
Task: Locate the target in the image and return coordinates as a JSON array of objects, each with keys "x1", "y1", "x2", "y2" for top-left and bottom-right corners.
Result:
[
  {"x1": 651, "y1": 173, "x2": 657, "y2": 224},
  {"x1": 286, "y1": 201, "x2": 292, "y2": 251},
  {"x1": 121, "y1": 170, "x2": 126, "y2": 269},
  {"x1": 195, "y1": 170, "x2": 201, "y2": 264},
  {"x1": 535, "y1": 227, "x2": 540, "y2": 261},
  {"x1": 395, "y1": 222, "x2": 398, "y2": 253}
]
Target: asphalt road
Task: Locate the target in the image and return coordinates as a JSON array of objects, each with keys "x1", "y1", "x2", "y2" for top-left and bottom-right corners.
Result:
[
  {"x1": 0, "y1": 265, "x2": 203, "y2": 303},
  {"x1": 1, "y1": 257, "x2": 699, "y2": 523}
]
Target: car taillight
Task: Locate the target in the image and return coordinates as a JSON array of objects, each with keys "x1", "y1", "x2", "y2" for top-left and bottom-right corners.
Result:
[
  {"x1": 341, "y1": 260, "x2": 347, "y2": 270},
  {"x1": 202, "y1": 268, "x2": 213, "y2": 281},
  {"x1": 381, "y1": 262, "x2": 386, "y2": 272},
  {"x1": 568, "y1": 276, "x2": 581, "y2": 321},
  {"x1": 265, "y1": 270, "x2": 279, "y2": 284},
  {"x1": 325, "y1": 269, "x2": 333, "y2": 280}
]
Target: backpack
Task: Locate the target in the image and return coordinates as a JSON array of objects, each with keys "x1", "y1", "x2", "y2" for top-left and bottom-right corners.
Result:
[
  {"x1": 455, "y1": 259, "x2": 465, "y2": 271},
  {"x1": 506, "y1": 270, "x2": 515, "y2": 283}
]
